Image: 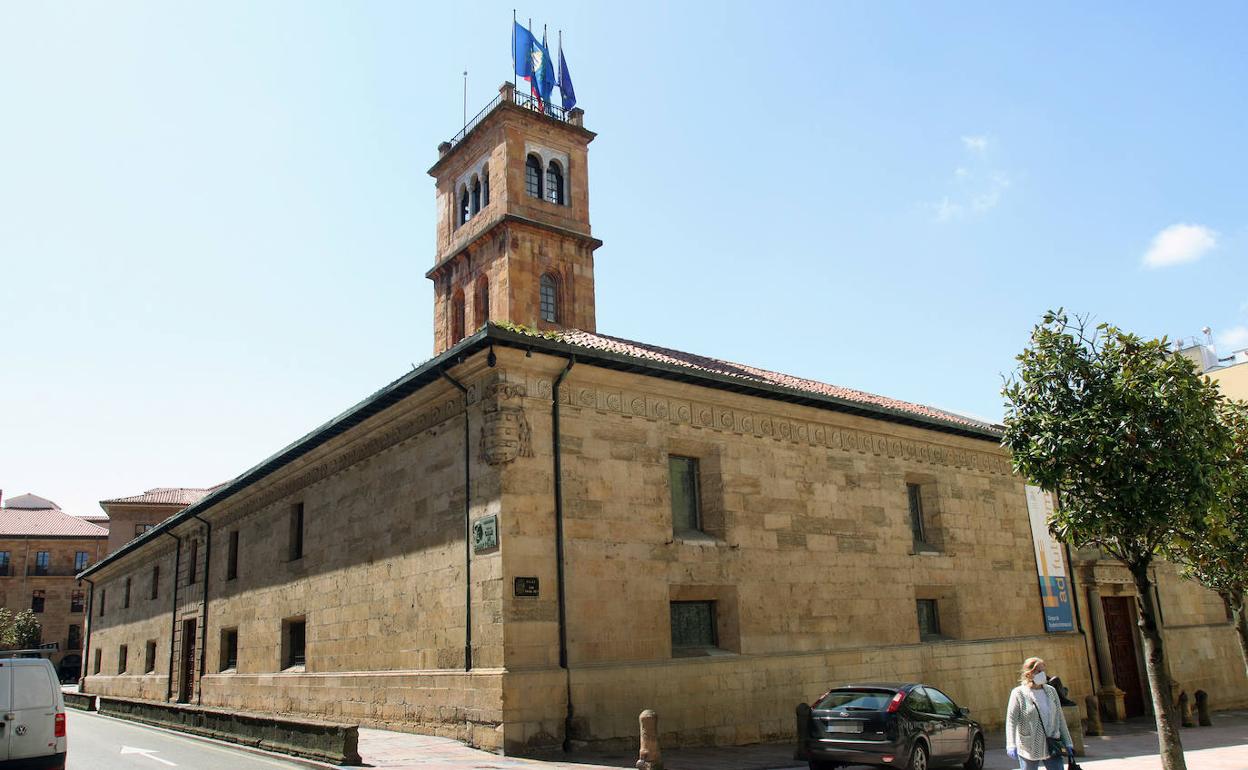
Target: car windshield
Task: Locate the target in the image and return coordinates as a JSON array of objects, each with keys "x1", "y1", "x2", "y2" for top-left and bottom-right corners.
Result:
[{"x1": 814, "y1": 689, "x2": 896, "y2": 711}]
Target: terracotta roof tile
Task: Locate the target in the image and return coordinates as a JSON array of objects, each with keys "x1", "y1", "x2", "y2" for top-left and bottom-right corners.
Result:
[
  {"x1": 0, "y1": 508, "x2": 109, "y2": 538},
  {"x1": 530, "y1": 328, "x2": 997, "y2": 432},
  {"x1": 100, "y1": 485, "x2": 224, "y2": 507}
]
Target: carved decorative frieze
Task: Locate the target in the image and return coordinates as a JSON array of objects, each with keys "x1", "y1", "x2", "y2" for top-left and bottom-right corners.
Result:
[{"x1": 532, "y1": 376, "x2": 1009, "y2": 475}]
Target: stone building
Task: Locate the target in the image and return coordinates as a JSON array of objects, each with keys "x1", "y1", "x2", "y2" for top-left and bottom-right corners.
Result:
[
  {"x1": 79, "y1": 84, "x2": 1247, "y2": 754},
  {"x1": 99, "y1": 486, "x2": 220, "y2": 555},
  {"x1": 0, "y1": 493, "x2": 108, "y2": 680}
]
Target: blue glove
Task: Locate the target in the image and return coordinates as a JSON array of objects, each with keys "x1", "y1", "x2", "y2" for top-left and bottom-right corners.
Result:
[{"x1": 1007, "y1": 747, "x2": 1017, "y2": 759}]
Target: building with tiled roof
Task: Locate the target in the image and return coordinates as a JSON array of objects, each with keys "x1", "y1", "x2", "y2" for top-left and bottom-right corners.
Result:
[
  {"x1": 99, "y1": 485, "x2": 221, "y2": 555},
  {"x1": 0, "y1": 492, "x2": 107, "y2": 680},
  {"x1": 79, "y1": 85, "x2": 1244, "y2": 754}
]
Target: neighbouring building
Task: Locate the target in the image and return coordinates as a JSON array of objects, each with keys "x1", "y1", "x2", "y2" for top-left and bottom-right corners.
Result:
[
  {"x1": 79, "y1": 84, "x2": 1248, "y2": 754},
  {"x1": 99, "y1": 487, "x2": 220, "y2": 555},
  {"x1": 1180, "y1": 332, "x2": 1248, "y2": 401},
  {"x1": 0, "y1": 493, "x2": 108, "y2": 680}
]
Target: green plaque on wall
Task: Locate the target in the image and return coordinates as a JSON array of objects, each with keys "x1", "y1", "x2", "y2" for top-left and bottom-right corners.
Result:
[{"x1": 472, "y1": 515, "x2": 498, "y2": 552}]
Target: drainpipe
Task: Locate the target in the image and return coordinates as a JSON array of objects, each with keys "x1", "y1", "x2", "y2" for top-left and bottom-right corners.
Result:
[
  {"x1": 164, "y1": 532, "x2": 182, "y2": 702},
  {"x1": 191, "y1": 514, "x2": 212, "y2": 705},
  {"x1": 80, "y1": 578, "x2": 94, "y2": 689},
  {"x1": 1063, "y1": 541, "x2": 1099, "y2": 694},
  {"x1": 551, "y1": 355, "x2": 575, "y2": 751},
  {"x1": 440, "y1": 367, "x2": 473, "y2": 672}
]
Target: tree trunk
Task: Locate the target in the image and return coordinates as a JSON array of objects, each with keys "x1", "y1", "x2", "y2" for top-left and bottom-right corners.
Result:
[
  {"x1": 1131, "y1": 563, "x2": 1186, "y2": 770},
  {"x1": 1227, "y1": 588, "x2": 1248, "y2": 682}
]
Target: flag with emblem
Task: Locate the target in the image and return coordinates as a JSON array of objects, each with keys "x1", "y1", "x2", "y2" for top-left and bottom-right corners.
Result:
[{"x1": 513, "y1": 22, "x2": 556, "y2": 112}]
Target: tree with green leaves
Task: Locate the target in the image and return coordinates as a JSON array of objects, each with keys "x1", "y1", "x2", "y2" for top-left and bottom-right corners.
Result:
[
  {"x1": 0, "y1": 608, "x2": 43, "y2": 650},
  {"x1": 1170, "y1": 398, "x2": 1248, "y2": 678},
  {"x1": 1002, "y1": 311, "x2": 1230, "y2": 770}
]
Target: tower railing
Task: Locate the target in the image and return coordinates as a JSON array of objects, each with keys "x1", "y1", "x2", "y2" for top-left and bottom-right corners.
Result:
[{"x1": 447, "y1": 85, "x2": 574, "y2": 149}]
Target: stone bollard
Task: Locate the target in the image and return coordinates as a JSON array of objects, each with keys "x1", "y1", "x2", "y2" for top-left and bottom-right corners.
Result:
[
  {"x1": 636, "y1": 709, "x2": 663, "y2": 770},
  {"x1": 1178, "y1": 691, "x2": 1195, "y2": 728},
  {"x1": 794, "y1": 703, "x2": 812, "y2": 760},
  {"x1": 1084, "y1": 695, "x2": 1103, "y2": 736},
  {"x1": 1196, "y1": 690, "x2": 1212, "y2": 727}
]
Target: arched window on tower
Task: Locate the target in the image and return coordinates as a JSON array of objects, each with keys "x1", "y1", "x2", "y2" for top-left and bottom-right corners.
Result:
[
  {"x1": 539, "y1": 273, "x2": 559, "y2": 323},
  {"x1": 471, "y1": 175, "x2": 481, "y2": 215},
  {"x1": 482, "y1": 164, "x2": 490, "y2": 206},
  {"x1": 525, "y1": 154, "x2": 543, "y2": 199},
  {"x1": 459, "y1": 186, "x2": 470, "y2": 226},
  {"x1": 545, "y1": 161, "x2": 564, "y2": 205},
  {"x1": 474, "y1": 275, "x2": 489, "y2": 329},
  {"x1": 451, "y1": 289, "x2": 466, "y2": 342}
]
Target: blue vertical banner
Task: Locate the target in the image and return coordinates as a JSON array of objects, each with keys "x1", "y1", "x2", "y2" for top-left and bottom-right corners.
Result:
[{"x1": 1025, "y1": 485, "x2": 1075, "y2": 632}]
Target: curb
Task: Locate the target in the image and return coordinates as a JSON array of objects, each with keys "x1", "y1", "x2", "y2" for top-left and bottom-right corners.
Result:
[{"x1": 73, "y1": 709, "x2": 346, "y2": 769}]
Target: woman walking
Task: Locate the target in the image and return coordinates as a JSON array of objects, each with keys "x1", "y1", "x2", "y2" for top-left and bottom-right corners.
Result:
[{"x1": 1005, "y1": 657, "x2": 1074, "y2": 770}]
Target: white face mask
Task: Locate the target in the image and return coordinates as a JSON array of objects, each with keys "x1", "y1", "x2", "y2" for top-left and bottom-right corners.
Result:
[{"x1": 1033, "y1": 671, "x2": 1048, "y2": 686}]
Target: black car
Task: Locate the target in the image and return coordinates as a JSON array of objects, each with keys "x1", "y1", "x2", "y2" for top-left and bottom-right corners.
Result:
[{"x1": 796, "y1": 682, "x2": 985, "y2": 770}]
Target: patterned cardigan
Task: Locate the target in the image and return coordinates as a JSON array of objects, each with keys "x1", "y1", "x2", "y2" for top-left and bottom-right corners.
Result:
[{"x1": 1005, "y1": 684, "x2": 1073, "y2": 761}]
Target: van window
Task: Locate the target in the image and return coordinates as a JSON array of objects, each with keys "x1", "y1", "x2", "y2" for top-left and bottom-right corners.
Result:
[{"x1": 12, "y1": 664, "x2": 54, "y2": 710}]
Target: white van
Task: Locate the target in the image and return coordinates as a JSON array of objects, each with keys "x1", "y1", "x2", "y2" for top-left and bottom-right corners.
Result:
[{"x1": 0, "y1": 655, "x2": 66, "y2": 769}]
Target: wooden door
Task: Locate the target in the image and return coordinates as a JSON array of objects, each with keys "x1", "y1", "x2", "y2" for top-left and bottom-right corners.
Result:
[
  {"x1": 178, "y1": 618, "x2": 196, "y2": 703},
  {"x1": 1102, "y1": 597, "x2": 1146, "y2": 717}
]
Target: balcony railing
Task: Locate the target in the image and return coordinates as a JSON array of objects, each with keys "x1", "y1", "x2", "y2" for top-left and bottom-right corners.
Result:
[
  {"x1": 26, "y1": 567, "x2": 81, "y2": 577},
  {"x1": 446, "y1": 83, "x2": 576, "y2": 149}
]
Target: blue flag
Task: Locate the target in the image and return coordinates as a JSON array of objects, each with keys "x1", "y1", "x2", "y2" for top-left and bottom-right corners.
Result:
[
  {"x1": 512, "y1": 22, "x2": 556, "y2": 111},
  {"x1": 558, "y1": 45, "x2": 576, "y2": 111}
]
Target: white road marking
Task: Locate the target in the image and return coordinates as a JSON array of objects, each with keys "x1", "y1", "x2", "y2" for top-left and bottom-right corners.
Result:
[{"x1": 120, "y1": 746, "x2": 178, "y2": 766}]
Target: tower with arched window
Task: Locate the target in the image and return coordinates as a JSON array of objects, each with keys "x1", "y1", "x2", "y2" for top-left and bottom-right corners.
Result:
[{"x1": 427, "y1": 82, "x2": 601, "y2": 354}]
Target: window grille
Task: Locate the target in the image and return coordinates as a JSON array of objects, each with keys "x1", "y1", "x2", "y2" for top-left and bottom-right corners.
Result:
[
  {"x1": 525, "y1": 154, "x2": 543, "y2": 198},
  {"x1": 671, "y1": 601, "x2": 716, "y2": 649},
  {"x1": 539, "y1": 274, "x2": 558, "y2": 323},
  {"x1": 917, "y1": 599, "x2": 941, "y2": 639}
]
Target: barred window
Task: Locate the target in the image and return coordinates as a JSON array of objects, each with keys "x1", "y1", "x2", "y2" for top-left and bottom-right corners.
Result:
[
  {"x1": 525, "y1": 154, "x2": 543, "y2": 198},
  {"x1": 539, "y1": 274, "x2": 558, "y2": 323},
  {"x1": 671, "y1": 601, "x2": 716, "y2": 651},
  {"x1": 545, "y1": 161, "x2": 564, "y2": 205},
  {"x1": 917, "y1": 599, "x2": 941, "y2": 640}
]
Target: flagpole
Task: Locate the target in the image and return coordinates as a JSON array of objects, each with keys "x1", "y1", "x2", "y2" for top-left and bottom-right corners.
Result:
[
  {"x1": 511, "y1": 10, "x2": 517, "y2": 99},
  {"x1": 463, "y1": 70, "x2": 468, "y2": 130}
]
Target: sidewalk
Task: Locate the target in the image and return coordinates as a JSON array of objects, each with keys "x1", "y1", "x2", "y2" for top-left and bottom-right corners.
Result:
[{"x1": 346, "y1": 711, "x2": 1248, "y2": 770}]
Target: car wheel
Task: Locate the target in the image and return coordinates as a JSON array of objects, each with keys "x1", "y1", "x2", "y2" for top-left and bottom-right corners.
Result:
[
  {"x1": 963, "y1": 734, "x2": 985, "y2": 770},
  {"x1": 908, "y1": 741, "x2": 929, "y2": 770}
]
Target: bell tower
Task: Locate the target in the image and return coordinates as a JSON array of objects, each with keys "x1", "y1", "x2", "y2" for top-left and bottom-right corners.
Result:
[{"x1": 427, "y1": 82, "x2": 601, "y2": 355}]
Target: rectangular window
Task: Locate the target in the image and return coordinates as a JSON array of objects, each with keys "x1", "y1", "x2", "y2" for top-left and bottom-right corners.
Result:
[
  {"x1": 135, "y1": 523, "x2": 155, "y2": 537},
  {"x1": 31, "y1": 590, "x2": 46, "y2": 614},
  {"x1": 283, "y1": 617, "x2": 306, "y2": 669},
  {"x1": 93, "y1": 648, "x2": 102, "y2": 674},
  {"x1": 289, "y1": 503, "x2": 305, "y2": 561},
  {"x1": 118, "y1": 644, "x2": 128, "y2": 674},
  {"x1": 124, "y1": 577, "x2": 132, "y2": 608},
  {"x1": 34, "y1": 551, "x2": 50, "y2": 576},
  {"x1": 150, "y1": 565, "x2": 160, "y2": 600},
  {"x1": 67, "y1": 624, "x2": 81, "y2": 650},
  {"x1": 907, "y1": 483, "x2": 927, "y2": 543},
  {"x1": 70, "y1": 590, "x2": 85, "y2": 613},
  {"x1": 0, "y1": 551, "x2": 9, "y2": 576},
  {"x1": 917, "y1": 599, "x2": 941, "y2": 641},
  {"x1": 227, "y1": 530, "x2": 239, "y2": 580},
  {"x1": 669, "y1": 456, "x2": 702, "y2": 533},
  {"x1": 74, "y1": 551, "x2": 89, "y2": 572},
  {"x1": 670, "y1": 600, "x2": 717, "y2": 652},
  {"x1": 187, "y1": 539, "x2": 198, "y2": 585},
  {"x1": 220, "y1": 628, "x2": 238, "y2": 671},
  {"x1": 145, "y1": 640, "x2": 157, "y2": 673},
  {"x1": 99, "y1": 588, "x2": 106, "y2": 616}
]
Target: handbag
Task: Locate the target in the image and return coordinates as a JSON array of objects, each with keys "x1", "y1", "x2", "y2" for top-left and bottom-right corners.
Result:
[{"x1": 1034, "y1": 692, "x2": 1067, "y2": 758}]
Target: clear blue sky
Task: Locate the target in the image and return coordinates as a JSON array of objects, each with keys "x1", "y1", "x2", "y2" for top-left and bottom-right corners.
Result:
[{"x1": 3, "y1": 2, "x2": 1246, "y2": 517}]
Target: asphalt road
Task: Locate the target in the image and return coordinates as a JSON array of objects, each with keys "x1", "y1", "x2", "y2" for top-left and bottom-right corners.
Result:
[{"x1": 65, "y1": 710, "x2": 314, "y2": 770}]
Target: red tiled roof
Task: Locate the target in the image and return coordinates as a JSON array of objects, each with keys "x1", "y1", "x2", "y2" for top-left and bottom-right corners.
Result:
[
  {"x1": 0, "y1": 508, "x2": 109, "y2": 538},
  {"x1": 539, "y1": 328, "x2": 997, "y2": 432},
  {"x1": 100, "y1": 486, "x2": 224, "y2": 506}
]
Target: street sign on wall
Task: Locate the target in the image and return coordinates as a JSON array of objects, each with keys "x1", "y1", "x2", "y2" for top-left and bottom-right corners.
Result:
[{"x1": 1025, "y1": 485, "x2": 1075, "y2": 632}]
